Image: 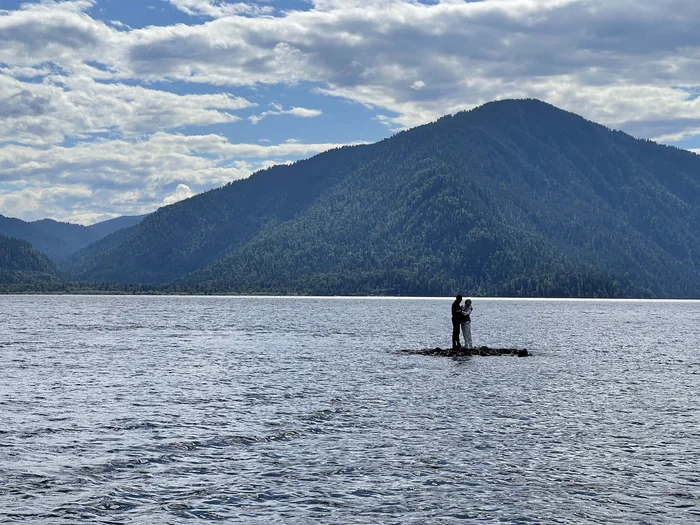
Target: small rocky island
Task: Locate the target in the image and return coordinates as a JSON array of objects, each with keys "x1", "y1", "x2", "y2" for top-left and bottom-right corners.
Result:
[{"x1": 401, "y1": 346, "x2": 530, "y2": 357}]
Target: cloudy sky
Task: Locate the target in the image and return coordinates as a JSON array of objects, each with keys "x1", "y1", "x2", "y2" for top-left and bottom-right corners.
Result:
[{"x1": 1, "y1": 0, "x2": 700, "y2": 224}]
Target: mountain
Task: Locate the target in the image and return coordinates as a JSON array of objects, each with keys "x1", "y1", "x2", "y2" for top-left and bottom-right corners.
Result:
[
  {"x1": 0, "y1": 234, "x2": 64, "y2": 291},
  {"x1": 0, "y1": 214, "x2": 146, "y2": 262},
  {"x1": 88, "y1": 214, "x2": 147, "y2": 238},
  {"x1": 0, "y1": 215, "x2": 75, "y2": 261},
  {"x1": 63, "y1": 99, "x2": 700, "y2": 297},
  {"x1": 30, "y1": 218, "x2": 102, "y2": 259}
]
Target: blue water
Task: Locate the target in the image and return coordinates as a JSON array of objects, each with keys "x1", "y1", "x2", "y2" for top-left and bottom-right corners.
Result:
[{"x1": 1, "y1": 296, "x2": 700, "y2": 523}]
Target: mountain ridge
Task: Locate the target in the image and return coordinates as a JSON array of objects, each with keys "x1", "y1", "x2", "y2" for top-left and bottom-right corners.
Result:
[
  {"x1": 0, "y1": 214, "x2": 147, "y2": 262},
  {"x1": 56, "y1": 98, "x2": 700, "y2": 297}
]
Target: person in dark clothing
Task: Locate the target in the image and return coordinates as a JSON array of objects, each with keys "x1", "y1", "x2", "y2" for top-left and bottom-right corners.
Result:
[{"x1": 451, "y1": 295, "x2": 463, "y2": 349}]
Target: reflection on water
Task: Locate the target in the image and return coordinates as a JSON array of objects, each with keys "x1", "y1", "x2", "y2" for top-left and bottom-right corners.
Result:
[{"x1": 1, "y1": 296, "x2": 700, "y2": 523}]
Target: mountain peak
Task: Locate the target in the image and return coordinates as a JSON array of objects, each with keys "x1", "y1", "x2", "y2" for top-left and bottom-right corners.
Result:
[
  {"x1": 59, "y1": 100, "x2": 700, "y2": 297},
  {"x1": 455, "y1": 98, "x2": 597, "y2": 130}
]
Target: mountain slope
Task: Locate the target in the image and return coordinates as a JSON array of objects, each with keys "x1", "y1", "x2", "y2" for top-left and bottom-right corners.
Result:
[
  {"x1": 0, "y1": 234, "x2": 64, "y2": 291},
  {"x1": 62, "y1": 145, "x2": 377, "y2": 282},
  {"x1": 66, "y1": 99, "x2": 700, "y2": 297}
]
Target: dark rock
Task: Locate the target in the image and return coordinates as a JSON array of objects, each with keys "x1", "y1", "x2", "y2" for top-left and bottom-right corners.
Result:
[{"x1": 400, "y1": 346, "x2": 529, "y2": 357}]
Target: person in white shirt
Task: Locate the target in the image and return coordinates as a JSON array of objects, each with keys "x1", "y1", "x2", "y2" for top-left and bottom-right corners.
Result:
[{"x1": 461, "y1": 299, "x2": 473, "y2": 349}]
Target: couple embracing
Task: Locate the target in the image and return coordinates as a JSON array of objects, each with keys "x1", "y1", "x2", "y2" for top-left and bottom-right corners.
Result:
[{"x1": 451, "y1": 295, "x2": 473, "y2": 349}]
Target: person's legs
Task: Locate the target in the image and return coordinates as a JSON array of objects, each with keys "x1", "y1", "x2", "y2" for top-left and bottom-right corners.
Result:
[
  {"x1": 462, "y1": 322, "x2": 472, "y2": 349},
  {"x1": 452, "y1": 320, "x2": 461, "y2": 348}
]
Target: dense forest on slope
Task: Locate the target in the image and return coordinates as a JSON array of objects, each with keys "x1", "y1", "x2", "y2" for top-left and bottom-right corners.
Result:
[
  {"x1": 0, "y1": 214, "x2": 146, "y2": 261},
  {"x1": 56, "y1": 99, "x2": 700, "y2": 297},
  {"x1": 0, "y1": 234, "x2": 66, "y2": 292}
]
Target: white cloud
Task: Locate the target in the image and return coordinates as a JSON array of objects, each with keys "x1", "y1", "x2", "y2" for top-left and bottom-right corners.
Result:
[
  {"x1": 165, "y1": 0, "x2": 275, "y2": 18},
  {"x1": 116, "y1": 0, "x2": 700, "y2": 136},
  {"x1": 6, "y1": 0, "x2": 700, "y2": 138},
  {"x1": 163, "y1": 183, "x2": 195, "y2": 205},
  {"x1": 249, "y1": 103, "x2": 323, "y2": 124},
  {"x1": 0, "y1": 132, "x2": 358, "y2": 223},
  {"x1": 0, "y1": 73, "x2": 253, "y2": 145},
  {"x1": 0, "y1": 65, "x2": 54, "y2": 79},
  {"x1": 0, "y1": 0, "x2": 121, "y2": 75},
  {"x1": 3, "y1": 0, "x2": 700, "y2": 223},
  {"x1": 0, "y1": 184, "x2": 95, "y2": 224}
]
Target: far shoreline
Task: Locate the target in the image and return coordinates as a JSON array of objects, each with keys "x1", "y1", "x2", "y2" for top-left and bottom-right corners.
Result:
[{"x1": 1, "y1": 292, "x2": 699, "y2": 301}]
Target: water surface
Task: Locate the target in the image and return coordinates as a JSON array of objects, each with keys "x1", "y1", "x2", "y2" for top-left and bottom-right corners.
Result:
[{"x1": 1, "y1": 296, "x2": 699, "y2": 523}]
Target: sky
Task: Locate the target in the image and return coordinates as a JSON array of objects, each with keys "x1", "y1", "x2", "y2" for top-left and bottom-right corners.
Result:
[{"x1": 1, "y1": 0, "x2": 700, "y2": 225}]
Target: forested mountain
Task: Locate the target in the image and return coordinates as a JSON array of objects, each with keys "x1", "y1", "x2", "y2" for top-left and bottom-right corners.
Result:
[
  {"x1": 0, "y1": 234, "x2": 65, "y2": 291},
  {"x1": 0, "y1": 214, "x2": 145, "y2": 262},
  {"x1": 62, "y1": 99, "x2": 700, "y2": 297},
  {"x1": 0, "y1": 215, "x2": 78, "y2": 261}
]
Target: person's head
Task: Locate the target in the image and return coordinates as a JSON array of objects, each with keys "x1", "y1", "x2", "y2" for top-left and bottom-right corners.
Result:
[
  {"x1": 456, "y1": 295, "x2": 462, "y2": 302},
  {"x1": 465, "y1": 298, "x2": 472, "y2": 306}
]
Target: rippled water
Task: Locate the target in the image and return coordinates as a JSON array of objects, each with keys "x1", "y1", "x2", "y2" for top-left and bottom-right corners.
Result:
[{"x1": 1, "y1": 296, "x2": 700, "y2": 523}]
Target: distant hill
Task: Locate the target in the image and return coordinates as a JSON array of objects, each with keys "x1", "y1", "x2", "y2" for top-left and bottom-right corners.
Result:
[
  {"x1": 88, "y1": 214, "x2": 147, "y2": 238},
  {"x1": 0, "y1": 234, "x2": 65, "y2": 291},
  {"x1": 30, "y1": 218, "x2": 102, "y2": 259},
  {"x1": 0, "y1": 215, "x2": 76, "y2": 261},
  {"x1": 0, "y1": 214, "x2": 146, "y2": 262},
  {"x1": 62, "y1": 99, "x2": 700, "y2": 297}
]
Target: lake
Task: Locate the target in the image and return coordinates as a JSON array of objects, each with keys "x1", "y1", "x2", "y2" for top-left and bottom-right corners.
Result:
[{"x1": 1, "y1": 295, "x2": 699, "y2": 523}]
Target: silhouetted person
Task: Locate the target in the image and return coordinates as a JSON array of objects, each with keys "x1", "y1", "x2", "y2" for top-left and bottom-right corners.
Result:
[
  {"x1": 451, "y1": 295, "x2": 463, "y2": 349},
  {"x1": 461, "y1": 298, "x2": 473, "y2": 349}
]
